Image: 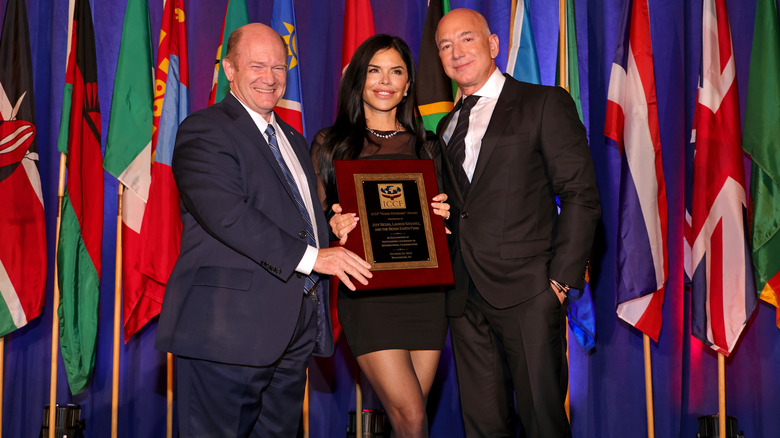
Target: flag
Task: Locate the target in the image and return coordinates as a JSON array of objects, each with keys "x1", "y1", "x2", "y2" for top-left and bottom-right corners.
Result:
[
  {"x1": 743, "y1": 0, "x2": 780, "y2": 329},
  {"x1": 507, "y1": 0, "x2": 541, "y2": 85},
  {"x1": 416, "y1": 0, "x2": 453, "y2": 131},
  {"x1": 342, "y1": 0, "x2": 375, "y2": 71},
  {"x1": 56, "y1": 0, "x2": 103, "y2": 394},
  {"x1": 604, "y1": 0, "x2": 667, "y2": 341},
  {"x1": 555, "y1": 0, "x2": 594, "y2": 352},
  {"x1": 689, "y1": 0, "x2": 757, "y2": 356},
  {"x1": 327, "y1": 0, "x2": 377, "y2": 341},
  {"x1": 272, "y1": 0, "x2": 305, "y2": 134},
  {"x1": 208, "y1": 0, "x2": 249, "y2": 105},
  {"x1": 103, "y1": 0, "x2": 156, "y2": 341},
  {"x1": 131, "y1": 0, "x2": 189, "y2": 339},
  {"x1": 0, "y1": 0, "x2": 46, "y2": 337}
]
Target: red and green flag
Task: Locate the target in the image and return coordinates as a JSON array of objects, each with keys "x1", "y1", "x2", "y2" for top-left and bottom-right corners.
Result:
[
  {"x1": 416, "y1": 0, "x2": 454, "y2": 131},
  {"x1": 56, "y1": 0, "x2": 103, "y2": 394},
  {"x1": 0, "y1": 0, "x2": 46, "y2": 337},
  {"x1": 743, "y1": 0, "x2": 780, "y2": 329},
  {"x1": 208, "y1": 0, "x2": 249, "y2": 105},
  {"x1": 103, "y1": 0, "x2": 156, "y2": 341}
]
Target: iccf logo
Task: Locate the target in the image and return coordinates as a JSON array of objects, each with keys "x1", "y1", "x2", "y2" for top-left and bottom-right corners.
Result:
[{"x1": 378, "y1": 184, "x2": 406, "y2": 209}]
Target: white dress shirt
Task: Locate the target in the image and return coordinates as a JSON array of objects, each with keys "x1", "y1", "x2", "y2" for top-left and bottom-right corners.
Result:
[
  {"x1": 234, "y1": 93, "x2": 319, "y2": 275},
  {"x1": 441, "y1": 68, "x2": 506, "y2": 181}
]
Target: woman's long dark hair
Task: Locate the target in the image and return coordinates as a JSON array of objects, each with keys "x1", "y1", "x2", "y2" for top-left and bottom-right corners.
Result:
[{"x1": 316, "y1": 34, "x2": 426, "y2": 206}]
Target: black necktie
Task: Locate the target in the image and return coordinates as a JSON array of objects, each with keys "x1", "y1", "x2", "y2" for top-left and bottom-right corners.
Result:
[{"x1": 448, "y1": 95, "x2": 480, "y2": 193}]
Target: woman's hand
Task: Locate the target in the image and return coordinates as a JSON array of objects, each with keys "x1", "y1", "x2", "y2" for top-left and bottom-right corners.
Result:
[
  {"x1": 431, "y1": 193, "x2": 452, "y2": 235},
  {"x1": 329, "y1": 203, "x2": 359, "y2": 245}
]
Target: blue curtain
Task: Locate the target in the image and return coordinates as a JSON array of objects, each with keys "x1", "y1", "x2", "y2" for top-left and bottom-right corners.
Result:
[{"x1": 2, "y1": 0, "x2": 778, "y2": 436}]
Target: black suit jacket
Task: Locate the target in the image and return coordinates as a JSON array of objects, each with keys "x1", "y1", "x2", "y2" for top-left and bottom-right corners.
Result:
[
  {"x1": 155, "y1": 93, "x2": 333, "y2": 366},
  {"x1": 437, "y1": 74, "x2": 601, "y2": 316}
]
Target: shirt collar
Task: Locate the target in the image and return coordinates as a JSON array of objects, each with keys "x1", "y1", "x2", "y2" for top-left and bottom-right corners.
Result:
[
  {"x1": 468, "y1": 68, "x2": 505, "y2": 100},
  {"x1": 232, "y1": 91, "x2": 276, "y2": 134}
]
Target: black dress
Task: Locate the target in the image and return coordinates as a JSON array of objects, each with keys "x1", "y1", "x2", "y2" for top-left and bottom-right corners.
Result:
[{"x1": 311, "y1": 130, "x2": 447, "y2": 357}]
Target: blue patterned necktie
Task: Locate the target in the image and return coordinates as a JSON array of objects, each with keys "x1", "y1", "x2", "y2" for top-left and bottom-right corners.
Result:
[
  {"x1": 448, "y1": 95, "x2": 480, "y2": 193},
  {"x1": 264, "y1": 124, "x2": 319, "y2": 297}
]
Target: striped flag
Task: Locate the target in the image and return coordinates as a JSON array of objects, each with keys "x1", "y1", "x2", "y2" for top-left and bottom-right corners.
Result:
[
  {"x1": 0, "y1": 0, "x2": 46, "y2": 337},
  {"x1": 604, "y1": 0, "x2": 667, "y2": 341},
  {"x1": 416, "y1": 0, "x2": 453, "y2": 131},
  {"x1": 272, "y1": 0, "x2": 305, "y2": 134},
  {"x1": 507, "y1": 0, "x2": 541, "y2": 85},
  {"x1": 342, "y1": 0, "x2": 375, "y2": 71},
  {"x1": 103, "y1": 0, "x2": 156, "y2": 341},
  {"x1": 555, "y1": 0, "x2": 594, "y2": 352},
  {"x1": 689, "y1": 0, "x2": 756, "y2": 356},
  {"x1": 132, "y1": 0, "x2": 189, "y2": 339},
  {"x1": 208, "y1": 0, "x2": 249, "y2": 105},
  {"x1": 743, "y1": 0, "x2": 780, "y2": 329},
  {"x1": 56, "y1": 0, "x2": 103, "y2": 394}
]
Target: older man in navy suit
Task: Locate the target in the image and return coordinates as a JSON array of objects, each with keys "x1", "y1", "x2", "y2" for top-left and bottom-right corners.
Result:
[{"x1": 155, "y1": 23, "x2": 372, "y2": 437}]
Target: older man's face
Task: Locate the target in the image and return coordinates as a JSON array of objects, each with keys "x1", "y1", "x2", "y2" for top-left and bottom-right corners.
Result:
[
  {"x1": 436, "y1": 10, "x2": 498, "y2": 96},
  {"x1": 223, "y1": 26, "x2": 287, "y2": 121}
]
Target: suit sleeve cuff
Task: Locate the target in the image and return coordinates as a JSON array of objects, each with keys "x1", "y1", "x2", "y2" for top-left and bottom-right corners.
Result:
[{"x1": 296, "y1": 245, "x2": 318, "y2": 275}]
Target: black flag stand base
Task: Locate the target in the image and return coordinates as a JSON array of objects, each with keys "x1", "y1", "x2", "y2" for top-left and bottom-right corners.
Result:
[
  {"x1": 697, "y1": 415, "x2": 745, "y2": 438},
  {"x1": 39, "y1": 404, "x2": 85, "y2": 438},
  {"x1": 346, "y1": 409, "x2": 391, "y2": 437}
]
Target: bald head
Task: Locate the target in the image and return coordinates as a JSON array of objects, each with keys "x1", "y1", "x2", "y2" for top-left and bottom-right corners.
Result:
[
  {"x1": 222, "y1": 23, "x2": 288, "y2": 121},
  {"x1": 436, "y1": 8, "x2": 499, "y2": 95}
]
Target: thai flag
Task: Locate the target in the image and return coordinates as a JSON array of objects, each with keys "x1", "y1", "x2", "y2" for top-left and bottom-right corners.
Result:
[
  {"x1": 689, "y1": 0, "x2": 756, "y2": 355},
  {"x1": 272, "y1": 0, "x2": 305, "y2": 134},
  {"x1": 604, "y1": 0, "x2": 667, "y2": 341}
]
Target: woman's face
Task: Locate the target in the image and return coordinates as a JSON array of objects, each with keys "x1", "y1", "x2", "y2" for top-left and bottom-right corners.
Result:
[{"x1": 362, "y1": 48, "x2": 410, "y2": 118}]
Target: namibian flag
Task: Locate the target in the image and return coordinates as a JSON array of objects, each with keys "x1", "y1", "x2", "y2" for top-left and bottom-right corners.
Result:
[
  {"x1": 57, "y1": 0, "x2": 103, "y2": 394},
  {"x1": 133, "y1": 0, "x2": 189, "y2": 339},
  {"x1": 416, "y1": 0, "x2": 453, "y2": 131},
  {"x1": 272, "y1": 0, "x2": 305, "y2": 134},
  {"x1": 605, "y1": 0, "x2": 667, "y2": 342}
]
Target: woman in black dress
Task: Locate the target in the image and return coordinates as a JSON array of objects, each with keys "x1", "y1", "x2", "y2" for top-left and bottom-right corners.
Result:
[{"x1": 311, "y1": 35, "x2": 450, "y2": 437}]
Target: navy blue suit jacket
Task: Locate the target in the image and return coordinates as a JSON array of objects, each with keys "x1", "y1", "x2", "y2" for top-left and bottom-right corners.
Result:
[{"x1": 156, "y1": 93, "x2": 333, "y2": 366}]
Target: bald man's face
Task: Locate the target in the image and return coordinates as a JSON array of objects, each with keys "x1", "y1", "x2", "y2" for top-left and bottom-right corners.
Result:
[
  {"x1": 436, "y1": 10, "x2": 498, "y2": 95},
  {"x1": 223, "y1": 27, "x2": 287, "y2": 121}
]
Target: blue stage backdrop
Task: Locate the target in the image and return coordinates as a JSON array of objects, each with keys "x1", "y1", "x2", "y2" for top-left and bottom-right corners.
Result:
[{"x1": 2, "y1": 0, "x2": 779, "y2": 437}]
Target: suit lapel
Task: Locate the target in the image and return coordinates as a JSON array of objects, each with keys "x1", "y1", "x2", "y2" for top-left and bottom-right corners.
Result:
[
  {"x1": 221, "y1": 94, "x2": 302, "y2": 211},
  {"x1": 437, "y1": 108, "x2": 466, "y2": 207},
  {"x1": 469, "y1": 76, "x2": 516, "y2": 192}
]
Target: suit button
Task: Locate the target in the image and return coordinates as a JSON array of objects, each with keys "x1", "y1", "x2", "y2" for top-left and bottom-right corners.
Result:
[
  {"x1": 461, "y1": 212, "x2": 469, "y2": 219},
  {"x1": 296, "y1": 273, "x2": 303, "y2": 278},
  {"x1": 299, "y1": 231, "x2": 307, "y2": 239}
]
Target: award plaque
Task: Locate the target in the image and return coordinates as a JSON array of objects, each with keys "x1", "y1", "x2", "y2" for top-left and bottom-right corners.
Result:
[{"x1": 334, "y1": 159, "x2": 454, "y2": 290}]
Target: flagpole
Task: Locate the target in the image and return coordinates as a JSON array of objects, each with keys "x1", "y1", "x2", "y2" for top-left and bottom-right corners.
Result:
[
  {"x1": 49, "y1": 152, "x2": 67, "y2": 438},
  {"x1": 718, "y1": 353, "x2": 726, "y2": 438},
  {"x1": 355, "y1": 368, "x2": 363, "y2": 437},
  {"x1": 643, "y1": 334, "x2": 655, "y2": 438},
  {"x1": 1, "y1": 336, "x2": 4, "y2": 438},
  {"x1": 167, "y1": 352, "x2": 173, "y2": 438},
  {"x1": 303, "y1": 370, "x2": 310, "y2": 438},
  {"x1": 111, "y1": 185, "x2": 123, "y2": 438},
  {"x1": 558, "y1": 0, "x2": 568, "y2": 91}
]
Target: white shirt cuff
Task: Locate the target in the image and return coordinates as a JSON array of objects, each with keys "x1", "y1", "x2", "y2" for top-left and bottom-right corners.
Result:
[{"x1": 296, "y1": 245, "x2": 318, "y2": 275}]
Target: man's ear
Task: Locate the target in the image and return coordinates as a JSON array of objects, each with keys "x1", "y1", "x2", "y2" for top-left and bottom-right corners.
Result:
[
  {"x1": 489, "y1": 34, "x2": 499, "y2": 59},
  {"x1": 222, "y1": 57, "x2": 234, "y2": 81}
]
